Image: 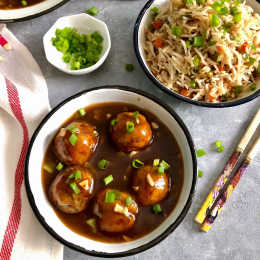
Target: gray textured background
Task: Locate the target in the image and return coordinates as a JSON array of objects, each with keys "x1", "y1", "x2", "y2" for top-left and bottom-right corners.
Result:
[{"x1": 8, "y1": 0, "x2": 260, "y2": 259}]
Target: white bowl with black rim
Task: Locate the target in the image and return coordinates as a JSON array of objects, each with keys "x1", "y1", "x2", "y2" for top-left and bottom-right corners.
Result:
[
  {"x1": 25, "y1": 86, "x2": 197, "y2": 257},
  {"x1": 133, "y1": 0, "x2": 260, "y2": 108},
  {"x1": 0, "y1": 0, "x2": 70, "y2": 23}
]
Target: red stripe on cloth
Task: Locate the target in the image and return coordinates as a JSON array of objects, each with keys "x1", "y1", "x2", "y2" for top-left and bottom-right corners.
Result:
[{"x1": 0, "y1": 78, "x2": 29, "y2": 260}]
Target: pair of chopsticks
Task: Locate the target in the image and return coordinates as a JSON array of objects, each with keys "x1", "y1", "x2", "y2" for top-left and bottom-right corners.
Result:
[{"x1": 195, "y1": 108, "x2": 260, "y2": 232}]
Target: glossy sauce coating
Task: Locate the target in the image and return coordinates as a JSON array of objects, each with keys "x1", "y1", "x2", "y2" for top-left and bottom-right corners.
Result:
[
  {"x1": 42, "y1": 102, "x2": 183, "y2": 243},
  {"x1": 0, "y1": 0, "x2": 44, "y2": 9}
]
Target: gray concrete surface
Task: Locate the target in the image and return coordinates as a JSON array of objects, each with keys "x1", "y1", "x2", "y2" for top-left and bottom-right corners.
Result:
[{"x1": 8, "y1": 0, "x2": 260, "y2": 259}]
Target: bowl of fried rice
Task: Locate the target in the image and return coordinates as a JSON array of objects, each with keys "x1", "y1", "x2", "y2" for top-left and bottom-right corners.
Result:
[{"x1": 134, "y1": 0, "x2": 260, "y2": 107}]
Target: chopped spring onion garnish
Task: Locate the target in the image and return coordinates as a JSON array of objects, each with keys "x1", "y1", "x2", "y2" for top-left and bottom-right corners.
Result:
[
  {"x1": 234, "y1": 85, "x2": 242, "y2": 95},
  {"x1": 104, "y1": 175, "x2": 113, "y2": 185},
  {"x1": 198, "y1": 0, "x2": 205, "y2": 5},
  {"x1": 185, "y1": 41, "x2": 191, "y2": 47},
  {"x1": 192, "y1": 36, "x2": 205, "y2": 47},
  {"x1": 74, "y1": 170, "x2": 82, "y2": 180},
  {"x1": 87, "y1": 7, "x2": 99, "y2": 16},
  {"x1": 111, "y1": 119, "x2": 117, "y2": 126},
  {"x1": 126, "y1": 121, "x2": 135, "y2": 133},
  {"x1": 133, "y1": 111, "x2": 139, "y2": 119},
  {"x1": 160, "y1": 160, "x2": 170, "y2": 170},
  {"x1": 125, "y1": 64, "x2": 134, "y2": 72},
  {"x1": 98, "y1": 159, "x2": 108, "y2": 170},
  {"x1": 158, "y1": 166, "x2": 165, "y2": 174},
  {"x1": 233, "y1": 13, "x2": 241, "y2": 23},
  {"x1": 132, "y1": 159, "x2": 144, "y2": 169},
  {"x1": 67, "y1": 125, "x2": 80, "y2": 133},
  {"x1": 69, "y1": 133, "x2": 78, "y2": 146},
  {"x1": 230, "y1": 6, "x2": 239, "y2": 15},
  {"x1": 172, "y1": 26, "x2": 182, "y2": 37},
  {"x1": 209, "y1": 40, "x2": 216, "y2": 46},
  {"x1": 210, "y1": 14, "x2": 221, "y2": 27},
  {"x1": 43, "y1": 164, "x2": 53, "y2": 173},
  {"x1": 249, "y1": 83, "x2": 256, "y2": 91},
  {"x1": 251, "y1": 45, "x2": 257, "y2": 50},
  {"x1": 198, "y1": 170, "x2": 203, "y2": 178},
  {"x1": 78, "y1": 108, "x2": 86, "y2": 116},
  {"x1": 86, "y1": 218, "x2": 97, "y2": 233},
  {"x1": 151, "y1": 7, "x2": 159, "y2": 14},
  {"x1": 215, "y1": 140, "x2": 225, "y2": 153},
  {"x1": 105, "y1": 191, "x2": 116, "y2": 203},
  {"x1": 125, "y1": 197, "x2": 133, "y2": 206},
  {"x1": 193, "y1": 56, "x2": 200, "y2": 67},
  {"x1": 190, "y1": 80, "x2": 196, "y2": 88},
  {"x1": 21, "y1": 0, "x2": 27, "y2": 6},
  {"x1": 219, "y1": 7, "x2": 229, "y2": 15},
  {"x1": 70, "y1": 182, "x2": 81, "y2": 194},
  {"x1": 196, "y1": 149, "x2": 206, "y2": 157},
  {"x1": 153, "y1": 159, "x2": 160, "y2": 167},
  {"x1": 56, "y1": 162, "x2": 63, "y2": 171},
  {"x1": 152, "y1": 204, "x2": 162, "y2": 214},
  {"x1": 249, "y1": 57, "x2": 256, "y2": 65},
  {"x1": 212, "y1": 1, "x2": 222, "y2": 12},
  {"x1": 185, "y1": 0, "x2": 194, "y2": 5}
]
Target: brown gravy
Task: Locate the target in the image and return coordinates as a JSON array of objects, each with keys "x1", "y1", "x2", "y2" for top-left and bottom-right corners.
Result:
[
  {"x1": 42, "y1": 102, "x2": 184, "y2": 243},
  {"x1": 0, "y1": 0, "x2": 45, "y2": 10}
]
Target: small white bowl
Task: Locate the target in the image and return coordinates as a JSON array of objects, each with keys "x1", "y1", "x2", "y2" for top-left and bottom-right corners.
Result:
[
  {"x1": 43, "y1": 13, "x2": 111, "y2": 75},
  {"x1": 25, "y1": 86, "x2": 197, "y2": 257}
]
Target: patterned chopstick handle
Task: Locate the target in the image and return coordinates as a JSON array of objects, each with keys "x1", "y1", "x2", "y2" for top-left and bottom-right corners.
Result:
[
  {"x1": 194, "y1": 151, "x2": 240, "y2": 224},
  {"x1": 201, "y1": 160, "x2": 249, "y2": 232},
  {"x1": 0, "y1": 34, "x2": 11, "y2": 50}
]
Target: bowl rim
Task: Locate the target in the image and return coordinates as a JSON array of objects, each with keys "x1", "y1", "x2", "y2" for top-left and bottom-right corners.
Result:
[
  {"x1": 133, "y1": 0, "x2": 260, "y2": 108},
  {"x1": 0, "y1": 0, "x2": 70, "y2": 23},
  {"x1": 24, "y1": 85, "x2": 197, "y2": 257}
]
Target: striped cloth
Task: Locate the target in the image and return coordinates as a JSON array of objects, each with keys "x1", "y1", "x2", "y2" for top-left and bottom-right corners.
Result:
[{"x1": 0, "y1": 24, "x2": 63, "y2": 260}]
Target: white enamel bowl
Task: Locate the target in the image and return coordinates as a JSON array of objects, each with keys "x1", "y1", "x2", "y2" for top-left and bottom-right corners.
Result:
[
  {"x1": 43, "y1": 13, "x2": 111, "y2": 75},
  {"x1": 25, "y1": 86, "x2": 197, "y2": 257},
  {"x1": 134, "y1": 0, "x2": 260, "y2": 108},
  {"x1": 0, "y1": 0, "x2": 69, "y2": 22}
]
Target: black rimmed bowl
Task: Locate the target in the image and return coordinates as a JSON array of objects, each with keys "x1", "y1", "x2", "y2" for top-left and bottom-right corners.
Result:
[
  {"x1": 0, "y1": 0, "x2": 70, "y2": 23},
  {"x1": 25, "y1": 86, "x2": 197, "y2": 257},
  {"x1": 134, "y1": 0, "x2": 260, "y2": 108}
]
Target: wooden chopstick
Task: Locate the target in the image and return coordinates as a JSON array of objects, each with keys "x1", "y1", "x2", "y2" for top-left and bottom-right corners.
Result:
[
  {"x1": 194, "y1": 108, "x2": 260, "y2": 224},
  {"x1": 0, "y1": 34, "x2": 12, "y2": 50},
  {"x1": 201, "y1": 136, "x2": 260, "y2": 232}
]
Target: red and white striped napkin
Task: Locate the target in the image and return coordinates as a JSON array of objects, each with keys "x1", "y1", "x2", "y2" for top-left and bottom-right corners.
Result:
[{"x1": 0, "y1": 24, "x2": 63, "y2": 260}]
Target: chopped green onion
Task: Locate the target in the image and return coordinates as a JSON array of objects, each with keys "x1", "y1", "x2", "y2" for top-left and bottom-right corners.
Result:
[
  {"x1": 251, "y1": 45, "x2": 257, "y2": 50},
  {"x1": 132, "y1": 159, "x2": 144, "y2": 169},
  {"x1": 234, "y1": 85, "x2": 242, "y2": 95},
  {"x1": 153, "y1": 159, "x2": 160, "y2": 166},
  {"x1": 43, "y1": 164, "x2": 53, "y2": 173},
  {"x1": 151, "y1": 7, "x2": 159, "y2": 14},
  {"x1": 158, "y1": 166, "x2": 165, "y2": 174},
  {"x1": 74, "y1": 170, "x2": 82, "y2": 180},
  {"x1": 111, "y1": 119, "x2": 117, "y2": 126},
  {"x1": 212, "y1": 1, "x2": 222, "y2": 12},
  {"x1": 192, "y1": 36, "x2": 205, "y2": 47},
  {"x1": 126, "y1": 121, "x2": 135, "y2": 133},
  {"x1": 217, "y1": 55, "x2": 222, "y2": 62},
  {"x1": 125, "y1": 197, "x2": 133, "y2": 206},
  {"x1": 133, "y1": 111, "x2": 139, "y2": 119},
  {"x1": 193, "y1": 56, "x2": 200, "y2": 67},
  {"x1": 215, "y1": 140, "x2": 222, "y2": 148},
  {"x1": 230, "y1": 6, "x2": 238, "y2": 15},
  {"x1": 249, "y1": 83, "x2": 256, "y2": 91},
  {"x1": 78, "y1": 108, "x2": 86, "y2": 116},
  {"x1": 86, "y1": 218, "x2": 97, "y2": 233},
  {"x1": 21, "y1": 0, "x2": 27, "y2": 6},
  {"x1": 196, "y1": 149, "x2": 206, "y2": 157},
  {"x1": 197, "y1": 0, "x2": 206, "y2": 5},
  {"x1": 185, "y1": 0, "x2": 194, "y2": 4},
  {"x1": 257, "y1": 65, "x2": 260, "y2": 73},
  {"x1": 190, "y1": 80, "x2": 196, "y2": 88},
  {"x1": 125, "y1": 64, "x2": 134, "y2": 72},
  {"x1": 234, "y1": 37, "x2": 240, "y2": 42},
  {"x1": 233, "y1": 13, "x2": 241, "y2": 23},
  {"x1": 160, "y1": 160, "x2": 170, "y2": 170},
  {"x1": 56, "y1": 162, "x2": 63, "y2": 171},
  {"x1": 210, "y1": 14, "x2": 221, "y2": 27},
  {"x1": 69, "y1": 133, "x2": 78, "y2": 146},
  {"x1": 217, "y1": 146, "x2": 225, "y2": 153},
  {"x1": 104, "y1": 175, "x2": 113, "y2": 185},
  {"x1": 87, "y1": 7, "x2": 99, "y2": 16},
  {"x1": 70, "y1": 182, "x2": 81, "y2": 194},
  {"x1": 249, "y1": 57, "x2": 256, "y2": 65},
  {"x1": 198, "y1": 170, "x2": 203, "y2": 178},
  {"x1": 67, "y1": 125, "x2": 80, "y2": 133},
  {"x1": 105, "y1": 191, "x2": 116, "y2": 203},
  {"x1": 219, "y1": 7, "x2": 229, "y2": 15},
  {"x1": 209, "y1": 40, "x2": 217, "y2": 46},
  {"x1": 185, "y1": 41, "x2": 191, "y2": 47},
  {"x1": 152, "y1": 204, "x2": 162, "y2": 214},
  {"x1": 98, "y1": 159, "x2": 108, "y2": 170},
  {"x1": 172, "y1": 26, "x2": 182, "y2": 37}
]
